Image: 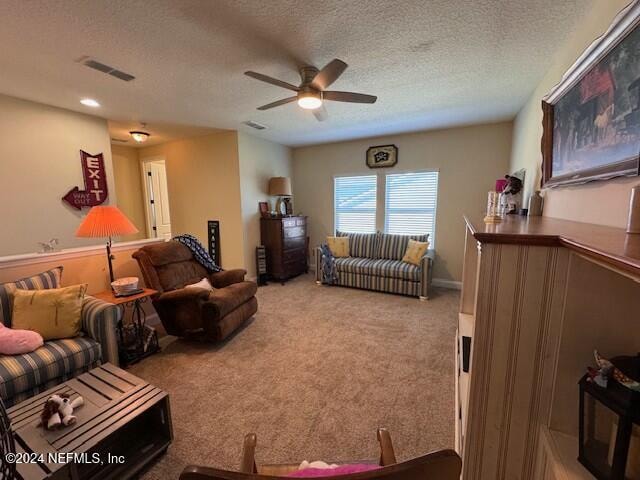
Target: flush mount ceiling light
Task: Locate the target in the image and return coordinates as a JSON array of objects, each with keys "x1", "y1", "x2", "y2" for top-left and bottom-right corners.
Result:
[
  {"x1": 129, "y1": 123, "x2": 150, "y2": 143},
  {"x1": 129, "y1": 131, "x2": 150, "y2": 143},
  {"x1": 80, "y1": 98, "x2": 100, "y2": 107}
]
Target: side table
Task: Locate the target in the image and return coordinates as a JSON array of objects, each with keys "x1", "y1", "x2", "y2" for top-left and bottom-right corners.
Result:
[{"x1": 93, "y1": 288, "x2": 160, "y2": 367}]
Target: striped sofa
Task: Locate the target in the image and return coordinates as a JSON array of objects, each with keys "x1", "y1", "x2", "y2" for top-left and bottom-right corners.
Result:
[
  {"x1": 316, "y1": 232, "x2": 434, "y2": 299},
  {"x1": 0, "y1": 267, "x2": 121, "y2": 407}
]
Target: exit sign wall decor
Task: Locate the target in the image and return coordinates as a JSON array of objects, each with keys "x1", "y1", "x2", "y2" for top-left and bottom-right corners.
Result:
[{"x1": 62, "y1": 150, "x2": 109, "y2": 210}]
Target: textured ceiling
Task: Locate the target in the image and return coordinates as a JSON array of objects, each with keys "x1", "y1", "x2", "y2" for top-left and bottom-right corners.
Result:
[
  {"x1": 0, "y1": 0, "x2": 594, "y2": 147},
  {"x1": 108, "y1": 120, "x2": 222, "y2": 148}
]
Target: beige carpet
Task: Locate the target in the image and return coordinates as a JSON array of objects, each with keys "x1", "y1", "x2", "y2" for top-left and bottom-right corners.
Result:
[{"x1": 131, "y1": 274, "x2": 459, "y2": 479}]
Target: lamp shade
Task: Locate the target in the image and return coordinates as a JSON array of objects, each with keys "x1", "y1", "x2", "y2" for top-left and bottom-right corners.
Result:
[
  {"x1": 75, "y1": 206, "x2": 139, "y2": 238},
  {"x1": 268, "y1": 177, "x2": 292, "y2": 196}
]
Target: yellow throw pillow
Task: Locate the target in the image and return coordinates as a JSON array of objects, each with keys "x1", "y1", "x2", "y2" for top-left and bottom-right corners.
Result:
[
  {"x1": 402, "y1": 239, "x2": 430, "y2": 265},
  {"x1": 11, "y1": 284, "x2": 88, "y2": 340},
  {"x1": 326, "y1": 236, "x2": 350, "y2": 257}
]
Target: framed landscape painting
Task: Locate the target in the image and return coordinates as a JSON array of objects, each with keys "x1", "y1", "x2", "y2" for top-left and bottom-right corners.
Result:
[{"x1": 541, "y1": 1, "x2": 640, "y2": 187}]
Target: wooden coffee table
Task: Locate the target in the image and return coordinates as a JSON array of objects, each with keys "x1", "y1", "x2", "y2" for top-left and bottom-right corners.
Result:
[{"x1": 7, "y1": 363, "x2": 172, "y2": 480}]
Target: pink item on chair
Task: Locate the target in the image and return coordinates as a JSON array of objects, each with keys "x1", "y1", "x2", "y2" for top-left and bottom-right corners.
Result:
[
  {"x1": 495, "y1": 179, "x2": 508, "y2": 193},
  {"x1": 288, "y1": 465, "x2": 381, "y2": 477},
  {"x1": 0, "y1": 323, "x2": 44, "y2": 355}
]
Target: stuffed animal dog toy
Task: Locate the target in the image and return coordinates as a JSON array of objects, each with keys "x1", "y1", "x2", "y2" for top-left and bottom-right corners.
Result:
[
  {"x1": 500, "y1": 174, "x2": 523, "y2": 214},
  {"x1": 41, "y1": 393, "x2": 84, "y2": 429}
]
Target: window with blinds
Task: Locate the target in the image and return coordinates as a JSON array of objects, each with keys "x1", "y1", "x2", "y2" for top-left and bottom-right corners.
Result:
[
  {"x1": 334, "y1": 175, "x2": 377, "y2": 233},
  {"x1": 384, "y1": 171, "x2": 439, "y2": 244}
]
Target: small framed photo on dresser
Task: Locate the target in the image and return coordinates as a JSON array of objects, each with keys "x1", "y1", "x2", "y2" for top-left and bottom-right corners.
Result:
[{"x1": 259, "y1": 201, "x2": 269, "y2": 218}]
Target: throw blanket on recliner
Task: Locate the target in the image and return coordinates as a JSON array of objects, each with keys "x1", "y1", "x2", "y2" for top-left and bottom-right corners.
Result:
[
  {"x1": 172, "y1": 234, "x2": 222, "y2": 273},
  {"x1": 319, "y1": 244, "x2": 339, "y2": 285}
]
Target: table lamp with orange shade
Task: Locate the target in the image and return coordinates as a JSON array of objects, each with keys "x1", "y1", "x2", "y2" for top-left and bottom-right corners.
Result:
[{"x1": 75, "y1": 206, "x2": 139, "y2": 283}]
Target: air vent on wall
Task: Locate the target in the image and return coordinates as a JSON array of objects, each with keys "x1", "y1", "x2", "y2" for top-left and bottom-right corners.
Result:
[
  {"x1": 243, "y1": 120, "x2": 267, "y2": 130},
  {"x1": 110, "y1": 138, "x2": 129, "y2": 143},
  {"x1": 77, "y1": 56, "x2": 136, "y2": 82}
]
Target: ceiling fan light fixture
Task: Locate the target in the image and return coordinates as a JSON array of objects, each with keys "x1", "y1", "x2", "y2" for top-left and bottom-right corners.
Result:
[
  {"x1": 297, "y1": 91, "x2": 322, "y2": 110},
  {"x1": 245, "y1": 59, "x2": 375, "y2": 122},
  {"x1": 129, "y1": 130, "x2": 150, "y2": 143}
]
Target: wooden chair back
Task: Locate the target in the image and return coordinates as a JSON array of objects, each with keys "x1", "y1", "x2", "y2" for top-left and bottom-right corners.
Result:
[
  {"x1": 179, "y1": 429, "x2": 461, "y2": 480},
  {"x1": 181, "y1": 451, "x2": 461, "y2": 480}
]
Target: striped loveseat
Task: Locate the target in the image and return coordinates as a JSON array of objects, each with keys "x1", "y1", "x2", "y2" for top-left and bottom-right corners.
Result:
[
  {"x1": 0, "y1": 267, "x2": 121, "y2": 407},
  {"x1": 316, "y1": 232, "x2": 434, "y2": 299}
]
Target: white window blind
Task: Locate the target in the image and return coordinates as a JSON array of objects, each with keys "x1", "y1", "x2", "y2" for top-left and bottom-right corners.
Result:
[
  {"x1": 334, "y1": 175, "x2": 377, "y2": 233},
  {"x1": 384, "y1": 171, "x2": 439, "y2": 243}
]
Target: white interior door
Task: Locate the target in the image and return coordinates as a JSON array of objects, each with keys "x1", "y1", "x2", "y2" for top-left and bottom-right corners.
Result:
[{"x1": 143, "y1": 159, "x2": 172, "y2": 239}]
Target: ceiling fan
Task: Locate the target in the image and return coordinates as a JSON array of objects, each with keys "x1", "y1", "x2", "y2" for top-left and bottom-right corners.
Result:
[{"x1": 244, "y1": 59, "x2": 377, "y2": 121}]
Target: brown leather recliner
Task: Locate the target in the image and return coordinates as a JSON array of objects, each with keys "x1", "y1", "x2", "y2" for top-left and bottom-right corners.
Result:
[{"x1": 133, "y1": 241, "x2": 258, "y2": 341}]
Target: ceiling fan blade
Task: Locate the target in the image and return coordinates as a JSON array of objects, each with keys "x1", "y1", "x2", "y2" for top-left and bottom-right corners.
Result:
[
  {"x1": 257, "y1": 96, "x2": 297, "y2": 110},
  {"x1": 245, "y1": 71, "x2": 300, "y2": 92},
  {"x1": 323, "y1": 91, "x2": 377, "y2": 104},
  {"x1": 311, "y1": 59, "x2": 348, "y2": 90},
  {"x1": 313, "y1": 105, "x2": 328, "y2": 122}
]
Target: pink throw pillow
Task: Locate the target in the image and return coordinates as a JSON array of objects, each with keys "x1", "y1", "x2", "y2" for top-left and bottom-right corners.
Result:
[
  {"x1": 288, "y1": 465, "x2": 380, "y2": 477},
  {"x1": 0, "y1": 323, "x2": 44, "y2": 355}
]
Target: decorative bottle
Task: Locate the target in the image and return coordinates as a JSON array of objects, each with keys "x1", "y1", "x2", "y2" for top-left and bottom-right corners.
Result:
[{"x1": 528, "y1": 191, "x2": 543, "y2": 216}]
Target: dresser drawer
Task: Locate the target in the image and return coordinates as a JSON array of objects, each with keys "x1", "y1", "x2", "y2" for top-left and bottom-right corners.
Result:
[
  {"x1": 283, "y1": 235, "x2": 305, "y2": 250},
  {"x1": 283, "y1": 248, "x2": 306, "y2": 263},
  {"x1": 282, "y1": 250, "x2": 307, "y2": 270},
  {"x1": 283, "y1": 226, "x2": 305, "y2": 239},
  {"x1": 283, "y1": 217, "x2": 306, "y2": 228},
  {"x1": 283, "y1": 259, "x2": 306, "y2": 275}
]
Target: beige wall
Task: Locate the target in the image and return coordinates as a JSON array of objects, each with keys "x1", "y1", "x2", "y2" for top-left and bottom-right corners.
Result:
[
  {"x1": 0, "y1": 242, "x2": 159, "y2": 294},
  {"x1": 292, "y1": 122, "x2": 513, "y2": 282},
  {"x1": 510, "y1": 0, "x2": 638, "y2": 228},
  {"x1": 139, "y1": 131, "x2": 245, "y2": 270},
  {"x1": 0, "y1": 240, "x2": 163, "y2": 323},
  {"x1": 111, "y1": 144, "x2": 146, "y2": 240},
  {"x1": 238, "y1": 132, "x2": 292, "y2": 278},
  {"x1": 0, "y1": 94, "x2": 117, "y2": 256}
]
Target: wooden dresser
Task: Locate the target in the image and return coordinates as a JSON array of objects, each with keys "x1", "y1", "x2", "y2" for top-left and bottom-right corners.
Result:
[
  {"x1": 457, "y1": 214, "x2": 640, "y2": 480},
  {"x1": 260, "y1": 216, "x2": 308, "y2": 283}
]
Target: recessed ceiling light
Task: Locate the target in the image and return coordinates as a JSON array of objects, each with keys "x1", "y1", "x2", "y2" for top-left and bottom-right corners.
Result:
[{"x1": 80, "y1": 98, "x2": 100, "y2": 107}]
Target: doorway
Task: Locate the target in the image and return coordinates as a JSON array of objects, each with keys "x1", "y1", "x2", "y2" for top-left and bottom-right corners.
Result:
[{"x1": 141, "y1": 158, "x2": 172, "y2": 240}]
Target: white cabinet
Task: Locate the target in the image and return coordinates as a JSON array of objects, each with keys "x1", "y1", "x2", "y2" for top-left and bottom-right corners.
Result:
[{"x1": 457, "y1": 215, "x2": 640, "y2": 480}]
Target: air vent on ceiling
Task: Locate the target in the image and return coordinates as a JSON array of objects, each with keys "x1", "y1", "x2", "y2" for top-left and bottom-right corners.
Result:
[
  {"x1": 78, "y1": 57, "x2": 136, "y2": 82},
  {"x1": 243, "y1": 120, "x2": 267, "y2": 130},
  {"x1": 110, "y1": 138, "x2": 129, "y2": 143}
]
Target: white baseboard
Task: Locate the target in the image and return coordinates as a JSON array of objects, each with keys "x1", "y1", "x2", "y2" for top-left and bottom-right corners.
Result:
[{"x1": 432, "y1": 278, "x2": 462, "y2": 290}]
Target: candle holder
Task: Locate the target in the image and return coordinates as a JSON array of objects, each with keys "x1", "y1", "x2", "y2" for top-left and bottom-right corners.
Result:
[{"x1": 484, "y1": 191, "x2": 502, "y2": 224}]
